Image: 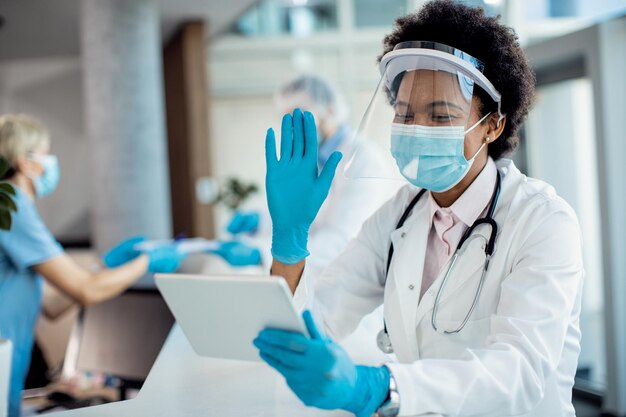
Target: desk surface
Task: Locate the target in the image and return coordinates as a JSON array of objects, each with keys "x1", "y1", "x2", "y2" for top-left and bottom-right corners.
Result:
[
  {"x1": 47, "y1": 325, "x2": 350, "y2": 416},
  {"x1": 47, "y1": 254, "x2": 389, "y2": 416}
]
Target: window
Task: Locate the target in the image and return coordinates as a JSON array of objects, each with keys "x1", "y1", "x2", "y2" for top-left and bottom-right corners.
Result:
[
  {"x1": 525, "y1": 77, "x2": 606, "y2": 391},
  {"x1": 232, "y1": 0, "x2": 338, "y2": 37}
]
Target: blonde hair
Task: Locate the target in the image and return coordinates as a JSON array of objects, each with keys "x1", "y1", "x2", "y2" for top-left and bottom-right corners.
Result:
[{"x1": 0, "y1": 114, "x2": 50, "y2": 170}]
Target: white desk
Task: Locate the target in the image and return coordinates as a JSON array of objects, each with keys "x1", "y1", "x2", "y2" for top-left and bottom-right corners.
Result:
[
  {"x1": 47, "y1": 254, "x2": 390, "y2": 416},
  {"x1": 47, "y1": 325, "x2": 350, "y2": 416}
]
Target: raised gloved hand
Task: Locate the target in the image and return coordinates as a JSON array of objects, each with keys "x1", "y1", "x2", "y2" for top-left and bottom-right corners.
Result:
[
  {"x1": 209, "y1": 240, "x2": 262, "y2": 266},
  {"x1": 102, "y1": 236, "x2": 145, "y2": 268},
  {"x1": 226, "y1": 211, "x2": 260, "y2": 235},
  {"x1": 253, "y1": 310, "x2": 390, "y2": 417},
  {"x1": 265, "y1": 109, "x2": 342, "y2": 264}
]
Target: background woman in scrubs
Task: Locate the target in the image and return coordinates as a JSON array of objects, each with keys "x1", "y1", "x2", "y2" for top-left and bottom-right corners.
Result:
[{"x1": 0, "y1": 114, "x2": 182, "y2": 417}]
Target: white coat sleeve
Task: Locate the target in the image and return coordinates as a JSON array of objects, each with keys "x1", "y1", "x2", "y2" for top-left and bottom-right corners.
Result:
[
  {"x1": 386, "y1": 199, "x2": 584, "y2": 417},
  {"x1": 306, "y1": 168, "x2": 400, "y2": 279},
  {"x1": 294, "y1": 185, "x2": 416, "y2": 340}
]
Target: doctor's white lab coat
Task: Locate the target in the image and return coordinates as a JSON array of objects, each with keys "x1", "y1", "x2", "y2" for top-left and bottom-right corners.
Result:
[{"x1": 294, "y1": 159, "x2": 584, "y2": 417}]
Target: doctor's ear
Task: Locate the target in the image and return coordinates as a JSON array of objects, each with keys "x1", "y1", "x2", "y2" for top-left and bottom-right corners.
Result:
[{"x1": 485, "y1": 114, "x2": 506, "y2": 143}]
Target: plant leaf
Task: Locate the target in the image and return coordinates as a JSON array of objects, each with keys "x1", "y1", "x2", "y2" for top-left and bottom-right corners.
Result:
[
  {"x1": 0, "y1": 157, "x2": 9, "y2": 179},
  {"x1": 0, "y1": 182, "x2": 16, "y2": 196},
  {"x1": 0, "y1": 193, "x2": 17, "y2": 212},
  {"x1": 0, "y1": 211, "x2": 11, "y2": 231}
]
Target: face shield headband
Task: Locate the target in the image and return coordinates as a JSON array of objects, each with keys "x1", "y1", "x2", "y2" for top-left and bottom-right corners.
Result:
[
  {"x1": 379, "y1": 41, "x2": 505, "y2": 124},
  {"x1": 343, "y1": 41, "x2": 505, "y2": 182}
]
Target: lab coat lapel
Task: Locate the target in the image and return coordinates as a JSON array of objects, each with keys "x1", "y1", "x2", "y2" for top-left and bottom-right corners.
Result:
[
  {"x1": 414, "y1": 223, "x2": 493, "y2": 328},
  {"x1": 413, "y1": 162, "x2": 518, "y2": 328},
  {"x1": 385, "y1": 195, "x2": 429, "y2": 362}
]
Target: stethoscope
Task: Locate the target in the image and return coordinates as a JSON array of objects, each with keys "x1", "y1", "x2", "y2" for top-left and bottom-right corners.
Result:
[{"x1": 376, "y1": 171, "x2": 502, "y2": 354}]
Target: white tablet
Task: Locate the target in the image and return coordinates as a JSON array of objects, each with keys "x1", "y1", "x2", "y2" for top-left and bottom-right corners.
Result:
[{"x1": 155, "y1": 273, "x2": 307, "y2": 362}]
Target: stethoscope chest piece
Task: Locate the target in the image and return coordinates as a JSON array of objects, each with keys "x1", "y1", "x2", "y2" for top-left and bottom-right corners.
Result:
[{"x1": 377, "y1": 328, "x2": 394, "y2": 354}]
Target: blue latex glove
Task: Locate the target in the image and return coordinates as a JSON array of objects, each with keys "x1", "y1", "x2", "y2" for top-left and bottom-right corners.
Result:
[
  {"x1": 253, "y1": 311, "x2": 390, "y2": 417},
  {"x1": 103, "y1": 236, "x2": 186, "y2": 273},
  {"x1": 102, "y1": 236, "x2": 145, "y2": 268},
  {"x1": 145, "y1": 245, "x2": 187, "y2": 273},
  {"x1": 209, "y1": 240, "x2": 262, "y2": 266},
  {"x1": 265, "y1": 109, "x2": 342, "y2": 264},
  {"x1": 226, "y1": 211, "x2": 260, "y2": 235}
]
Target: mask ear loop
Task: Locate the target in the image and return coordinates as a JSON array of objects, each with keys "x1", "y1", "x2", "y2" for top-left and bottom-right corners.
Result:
[
  {"x1": 463, "y1": 109, "x2": 494, "y2": 162},
  {"x1": 468, "y1": 137, "x2": 489, "y2": 161},
  {"x1": 464, "y1": 111, "x2": 492, "y2": 135},
  {"x1": 469, "y1": 101, "x2": 505, "y2": 134},
  {"x1": 465, "y1": 99, "x2": 505, "y2": 161}
]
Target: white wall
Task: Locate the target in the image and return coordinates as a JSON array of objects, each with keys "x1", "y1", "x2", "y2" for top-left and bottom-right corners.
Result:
[
  {"x1": 209, "y1": 94, "x2": 275, "y2": 229},
  {"x1": 0, "y1": 57, "x2": 91, "y2": 243}
]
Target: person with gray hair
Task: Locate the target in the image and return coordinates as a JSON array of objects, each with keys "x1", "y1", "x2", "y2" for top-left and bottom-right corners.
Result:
[
  {"x1": 277, "y1": 75, "x2": 349, "y2": 150},
  {"x1": 216, "y1": 75, "x2": 399, "y2": 280}
]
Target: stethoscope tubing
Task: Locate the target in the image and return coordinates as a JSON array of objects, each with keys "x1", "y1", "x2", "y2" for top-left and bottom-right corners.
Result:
[{"x1": 379, "y1": 171, "x2": 502, "y2": 351}]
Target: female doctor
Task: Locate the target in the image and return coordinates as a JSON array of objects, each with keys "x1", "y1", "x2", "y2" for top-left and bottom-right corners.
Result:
[{"x1": 253, "y1": 1, "x2": 584, "y2": 417}]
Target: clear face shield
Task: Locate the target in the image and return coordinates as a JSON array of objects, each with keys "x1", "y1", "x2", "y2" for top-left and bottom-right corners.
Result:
[{"x1": 344, "y1": 41, "x2": 503, "y2": 183}]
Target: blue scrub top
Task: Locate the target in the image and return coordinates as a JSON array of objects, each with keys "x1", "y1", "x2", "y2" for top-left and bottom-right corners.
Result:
[
  {"x1": 318, "y1": 124, "x2": 350, "y2": 169},
  {"x1": 0, "y1": 186, "x2": 62, "y2": 417}
]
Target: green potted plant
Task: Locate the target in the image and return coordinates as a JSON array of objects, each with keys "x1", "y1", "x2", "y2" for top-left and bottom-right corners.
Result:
[
  {"x1": 214, "y1": 177, "x2": 259, "y2": 211},
  {"x1": 0, "y1": 156, "x2": 17, "y2": 230}
]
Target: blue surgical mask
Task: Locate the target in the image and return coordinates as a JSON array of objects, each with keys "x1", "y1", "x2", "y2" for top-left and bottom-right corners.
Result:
[
  {"x1": 29, "y1": 155, "x2": 60, "y2": 198},
  {"x1": 390, "y1": 113, "x2": 491, "y2": 192}
]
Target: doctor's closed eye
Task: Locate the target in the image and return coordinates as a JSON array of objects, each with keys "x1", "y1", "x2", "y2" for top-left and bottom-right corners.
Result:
[
  {"x1": 394, "y1": 100, "x2": 464, "y2": 124},
  {"x1": 428, "y1": 102, "x2": 464, "y2": 123},
  {"x1": 394, "y1": 101, "x2": 413, "y2": 121}
]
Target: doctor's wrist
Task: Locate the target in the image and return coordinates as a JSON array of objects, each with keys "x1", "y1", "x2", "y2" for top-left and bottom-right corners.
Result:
[
  {"x1": 345, "y1": 365, "x2": 390, "y2": 417},
  {"x1": 271, "y1": 225, "x2": 310, "y2": 264}
]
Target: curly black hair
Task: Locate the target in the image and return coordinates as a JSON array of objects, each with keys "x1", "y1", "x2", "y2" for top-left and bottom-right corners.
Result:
[{"x1": 379, "y1": 0, "x2": 536, "y2": 159}]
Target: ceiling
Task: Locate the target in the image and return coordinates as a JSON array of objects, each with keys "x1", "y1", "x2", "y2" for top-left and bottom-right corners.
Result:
[{"x1": 0, "y1": 0, "x2": 258, "y2": 61}]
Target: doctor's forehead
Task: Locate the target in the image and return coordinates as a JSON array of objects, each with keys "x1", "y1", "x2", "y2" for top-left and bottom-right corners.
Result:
[{"x1": 394, "y1": 70, "x2": 470, "y2": 110}]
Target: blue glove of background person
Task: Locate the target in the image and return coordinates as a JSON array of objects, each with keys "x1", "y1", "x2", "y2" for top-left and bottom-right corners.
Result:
[
  {"x1": 253, "y1": 310, "x2": 390, "y2": 417},
  {"x1": 227, "y1": 211, "x2": 260, "y2": 235},
  {"x1": 145, "y1": 245, "x2": 187, "y2": 273},
  {"x1": 265, "y1": 109, "x2": 342, "y2": 264},
  {"x1": 209, "y1": 240, "x2": 262, "y2": 266},
  {"x1": 102, "y1": 236, "x2": 145, "y2": 268},
  {"x1": 103, "y1": 236, "x2": 186, "y2": 273}
]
